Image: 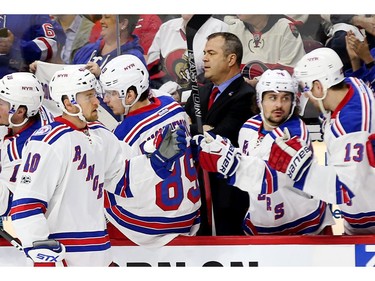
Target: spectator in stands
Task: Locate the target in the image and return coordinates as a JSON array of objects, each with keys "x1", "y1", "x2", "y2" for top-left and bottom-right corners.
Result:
[
  {"x1": 72, "y1": 14, "x2": 145, "y2": 122},
  {"x1": 323, "y1": 15, "x2": 375, "y2": 71},
  {"x1": 192, "y1": 69, "x2": 335, "y2": 235},
  {"x1": 52, "y1": 15, "x2": 95, "y2": 64},
  {"x1": 185, "y1": 32, "x2": 257, "y2": 235},
  {"x1": 72, "y1": 14, "x2": 145, "y2": 67},
  {"x1": 0, "y1": 14, "x2": 65, "y2": 78},
  {"x1": 87, "y1": 15, "x2": 103, "y2": 43},
  {"x1": 133, "y1": 14, "x2": 163, "y2": 60},
  {"x1": 225, "y1": 15, "x2": 306, "y2": 87},
  {"x1": 345, "y1": 29, "x2": 375, "y2": 91},
  {"x1": 147, "y1": 14, "x2": 228, "y2": 102}
]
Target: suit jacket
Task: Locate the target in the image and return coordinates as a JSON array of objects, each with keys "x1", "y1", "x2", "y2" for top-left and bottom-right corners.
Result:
[{"x1": 185, "y1": 75, "x2": 257, "y2": 146}]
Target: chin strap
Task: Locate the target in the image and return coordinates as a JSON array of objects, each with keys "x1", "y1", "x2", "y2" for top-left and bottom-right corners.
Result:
[
  {"x1": 62, "y1": 102, "x2": 86, "y2": 122},
  {"x1": 7, "y1": 112, "x2": 29, "y2": 128}
]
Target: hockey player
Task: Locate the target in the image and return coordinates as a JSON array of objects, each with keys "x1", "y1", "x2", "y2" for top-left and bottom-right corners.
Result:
[
  {"x1": 0, "y1": 72, "x2": 54, "y2": 219},
  {"x1": 0, "y1": 14, "x2": 65, "y2": 78},
  {"x1": 10, "y1": 67, "x2": 186, "y2": 266},
  {"x1": 268, "y1": 47, "x2": 375, "y2": 235},
  {"x1": 192, "y1": 69, "x2": 334, "y2": 235},
  {"x1": 99, "y1": 54, "x2": 201, "y2": 247}
]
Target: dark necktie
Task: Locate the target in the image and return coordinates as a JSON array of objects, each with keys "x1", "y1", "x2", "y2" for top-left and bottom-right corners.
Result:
[{"x1": 208, "y1": 87, "x2": 220, "y2": 110}]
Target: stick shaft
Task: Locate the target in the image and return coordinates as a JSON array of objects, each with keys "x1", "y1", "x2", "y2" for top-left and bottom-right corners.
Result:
[{"x1": 186, "y1": 15, "x2": 215, "y2": 235}]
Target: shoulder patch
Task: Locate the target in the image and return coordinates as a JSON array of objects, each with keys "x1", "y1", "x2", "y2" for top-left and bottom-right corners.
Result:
[{"x1": 33, "y1": 125, "x2": 52, "y2": 136}]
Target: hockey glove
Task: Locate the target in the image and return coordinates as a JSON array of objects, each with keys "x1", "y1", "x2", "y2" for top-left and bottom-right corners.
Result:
[
  {"x1": 366, "y1": 133, "x2": 375, "y2": 167},
  {"x1": 149, "y1": 124, "x2": 187, "y2": 179},
  {"x1": 190, "y1": 134, "x2": 205, "y2": 163},
  {"x1": 194, "y1": 132, "x2": 241, "y2": 178},
  {"x1": 26, "y1": 239, "x2": 67, "y2": 267},
  {"x1": 268, "y1": 128, "x2": 312, "y2": 181}
]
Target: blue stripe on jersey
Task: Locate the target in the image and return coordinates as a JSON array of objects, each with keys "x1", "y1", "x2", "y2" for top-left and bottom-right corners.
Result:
[
  {"x1": 113, "y1": 160, "x2": 133, "y2": 198},
  {"x1": 128, "y1": 107, "x2": 185, "y2": 147},
  {"x1": 115, "y1": 97, "x2": 184, "y2": 145},
  {"x1": 64, "y1": 243, "x2": 111, "y2": 253},
  {"x1": 6, "y1": 139, "x2": 17, "y2": 162},
  {"x1": 11, "y1": 198, "x2": 48, "y2": 220},
  {"x1": 49, "y1": 230, "x2": 111, "y2": 253},
  {"x1": 341, "y1": 210, "x2": 375, "y2": 230},
  {"x1": 242, "y1": 115, "x2": 262, "y2": 131},
  {"x1": 106, "y1": 204, "x2": 200, "y2": 235},
  {"x1": 335, "y1": 177, "x2": 355, "y2": 204},
  {"x1": 261, "y1": 162, "x2": 278, "y2": 194},
  {"x1": 29, "y1": 123, "x2": 73, "y2": 145},
  {"x1": 44, "y1": 127, "x2": 74, "y2": 145},
  {"x1": 246, "y1": 201, "x2": 327, "y2": 235},
  {"x1": 49, "y1": 230, "x2": 108, "y2": 239},
  {"x1": 5, "y1": 117, "x2": 47, "y2": 161},
  {"x1": 330, "y1": 77, "x2": 373, "y2": 137},
  {"x1": 87, "y1": 122, "x2": 109, "y2": 131}
]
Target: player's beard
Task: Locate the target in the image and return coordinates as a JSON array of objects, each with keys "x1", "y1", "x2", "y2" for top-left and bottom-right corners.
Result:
[
  {"x1": 84, "y1": 110, "x2": 99, "y2": 122},
  {"x1": 264, "y1": 111, "x2": 287, "y2": 127}
]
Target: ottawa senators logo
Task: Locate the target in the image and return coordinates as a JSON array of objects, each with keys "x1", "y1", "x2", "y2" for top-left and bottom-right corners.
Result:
[
  {"x1": 164, "y1": 49, "x2": 190, "y2": 89},
  {"x1": 241, "y1": 60, "x2": 270, "y2": 79}
]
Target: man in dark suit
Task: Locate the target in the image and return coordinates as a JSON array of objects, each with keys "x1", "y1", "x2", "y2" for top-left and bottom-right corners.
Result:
[{"x1": 185, "y1": 32, "x2": 258, "y2": 235}]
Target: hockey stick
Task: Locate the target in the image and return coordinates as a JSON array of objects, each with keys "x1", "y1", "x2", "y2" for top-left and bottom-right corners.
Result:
[
  {"x1": 186, "y1": 14, "x2": 216, "y2": 235},
  {"x1": 0, "y1": 225, "x2": 23, "y2": 251},
  {"x1": 186, "y1": 14, "x2": 211, "y2": 133}
]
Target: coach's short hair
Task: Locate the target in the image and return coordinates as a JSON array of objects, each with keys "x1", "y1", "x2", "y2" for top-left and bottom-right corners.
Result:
[{"x1": 207, "y1": 32, "x2": 243, "y2": 66}]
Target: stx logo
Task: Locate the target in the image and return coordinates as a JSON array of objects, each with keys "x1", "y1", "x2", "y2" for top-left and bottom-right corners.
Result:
[
  {"x1": 36, "y1": 253, "x2": 60, "y2": 262},
  {"x1": 57, "y1": 74, "x2": 68, "y2": 78},
  {"x1": 307, "y1": 57, "x2": 319, "y2": 61},
  {"x1": 21, "y1": 86, "x2": 33, "y2": 91}
]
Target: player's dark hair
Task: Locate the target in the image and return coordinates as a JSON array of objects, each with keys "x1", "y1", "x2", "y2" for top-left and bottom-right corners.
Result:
[
  {"x1": 207, "y1": 32, "x2": 243, "y2": 67},
  {"x1": 128, "y1": 85, "x2": 149, "y2": 102},
  {"x1": 329, "y1": 80, "x2": 346, "y2": 91}
]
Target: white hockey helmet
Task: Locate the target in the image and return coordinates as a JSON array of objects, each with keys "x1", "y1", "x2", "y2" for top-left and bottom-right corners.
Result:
[
  {"x1": 256, "y1": 69, "x2": 298, "y2": 124},
  {"x1": 293, "y1": 47, "x2": 344, "y2": 114},
  {"x1": 49, "y1": 67, "x2": 97, "y2": 121},
  {"x1": 0, "y1": 72, "x2": 44, "y2": 127},
  {"x1": 100, "y1": 54, "x2": 149, "y2": 114}
]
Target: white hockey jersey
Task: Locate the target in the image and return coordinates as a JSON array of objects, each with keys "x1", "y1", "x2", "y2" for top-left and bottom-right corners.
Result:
[
  {"x1": 10, "y1": 117, "x2": 160, "y2": 266},
  {"x1": 293, "y1": 77, "x2": 375, "y2": 235},
  {"x1": 105, "y1": 94, "x2": 201, "y2": 247},
  {"x1": 233, "y1": 114, "x2": 334, "y2": 235},
  {"x1": 0, "y1": 106, "x2": 54, "y2": 216},
  {"x1": 227, "y1": 16, "x2": 305, "y2": 79}
]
